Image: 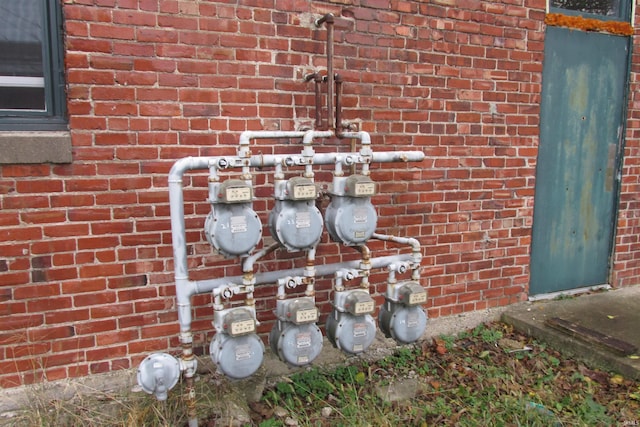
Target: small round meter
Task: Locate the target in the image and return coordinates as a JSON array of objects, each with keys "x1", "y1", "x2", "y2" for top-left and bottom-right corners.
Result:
[
  {"x1": 209, "y1": 333, "x2": 264, "y2": 379},
  {"x1": 325, "y1": 175, "x2": 377, "y2": 246},
  {"x1": 204, "y1": 204, "x2": 262, "y2": 257},
  {"x1": 379, "y1": 302, "x2": 427, "y2": 344},
  {"x1": 269, "y1": 177, "x2": 323, "y2": 251},
  {"x1": 269, "y1": 201, "x2": 323, "y2": 251},
  {"x1": 269, "y1": 322, "x2": 323, "y2": 366},
  {"x1": 325, "y1": 312, "x2": 376, "y2": 354}
]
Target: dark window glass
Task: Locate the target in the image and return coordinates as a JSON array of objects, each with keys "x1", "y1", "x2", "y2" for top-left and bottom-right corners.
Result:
[
  {"x1": 551, "y1": 0, "x2": 623, "y2": 18},
  {"x1": 0, "y1": 0, "x2": 67, "y2": 130},
  {"x1": 0, "y1": 1, "x2": 46, "y2": 111}
]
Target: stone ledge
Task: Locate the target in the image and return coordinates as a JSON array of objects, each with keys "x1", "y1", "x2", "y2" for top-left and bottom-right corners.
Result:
[{"x1": 0, "y1": 132, "x2": 72, "y2": 164}]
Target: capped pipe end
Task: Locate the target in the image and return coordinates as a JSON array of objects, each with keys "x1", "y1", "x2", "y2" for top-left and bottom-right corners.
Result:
[{"x1": 314, "y1": 13, "x2": 335, "y2": 27}]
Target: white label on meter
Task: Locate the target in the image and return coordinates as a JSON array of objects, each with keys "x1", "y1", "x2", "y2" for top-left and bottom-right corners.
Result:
[
  {"x1": 407, "y1": 312, "x2": 419, "y2": 328},
  {"x1": 293, "y1": 185, "x2": 316, "y2": 200},
  {"x1": 354, "y1": 182, "x2": 375, "y2": 196},
  {"x1": 354, "y1": 300, "x2": 375, "y2": 315},
  {"x1": 295, "y1": 211, "x2": 311, "y2": 229},
  {"x1": 235, "y1": 344, "x2": 252, "y2": 361},
  {"x1": 295, "y1": 308, "x2": 318, "y2": 323},
  {"x1": 353, "y1": 322, "x2": 368, "y2": 338},
  {"x1": 296, "y1": 332, "x2": 312, "y2": 348},
  {"x1": 229, "y1": 319, "x2": 254, "y2": 335},
  {"x1": 225, "y1": 186, "x2": 251, "y2": 202},
  {"x1": 230, "y1": 216, "x2": 248, "y2": 233},
  {"x1": 353, "y1": 207, "x2": 369, "y2": 224},
  {"x1": 409, "y1": 292, "x2": 427, "y2": 305}
]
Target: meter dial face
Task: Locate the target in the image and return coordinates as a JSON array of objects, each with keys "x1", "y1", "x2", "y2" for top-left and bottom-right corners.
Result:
[
  {"x1": 292, "y1": 184, "x2": 317, "y2": 200},
  {"x1": 225, "y1": 186, "x2": 252, "y2": 202}
]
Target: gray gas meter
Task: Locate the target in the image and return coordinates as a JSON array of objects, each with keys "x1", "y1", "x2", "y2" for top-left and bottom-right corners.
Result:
[
  {"x1": 325, "y1": 174, "x2": 377, "y2": 246},
  {"x1": 269, "y1": 176, "x2": 323, "y2": 251},
  {"x1": 325, "y1": 289, "x2": 377, "y2": 354},
  {"x1": 269, "y1": 297, "x2": 323, "y2": 366},
  {"x1": 210, "y1": 307, "x2": 264, "y2": 379},
  {"x1": 205, "y1": 179, "x2": 262, "y2": 258},
  {"x1": 378, "y1": 281, "x2": 428, "y2": 344}
]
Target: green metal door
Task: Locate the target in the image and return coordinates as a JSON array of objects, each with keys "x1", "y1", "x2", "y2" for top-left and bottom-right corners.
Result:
[{"x1": 530, "y1": 22, "x2": 630, "y2": 296}]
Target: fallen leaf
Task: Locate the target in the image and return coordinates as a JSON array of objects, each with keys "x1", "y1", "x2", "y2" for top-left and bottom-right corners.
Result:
[
  {"x1": 628, "y1": 355, "x2": 639, "y2": 359},
  {"x1": 433, "y1": 337, "x2": 448, "y2": 355},
  {"x1": 610, "y1": 374, "x2": 624, "y2": 385},
  {"x1": 607, "y1": 315, "x2": 616, "y2": 319}
]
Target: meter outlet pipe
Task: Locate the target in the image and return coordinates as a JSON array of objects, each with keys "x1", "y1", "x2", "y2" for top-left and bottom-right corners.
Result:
[{"x1": 372, "y1": 233, "x2": 422, "y2": 278}]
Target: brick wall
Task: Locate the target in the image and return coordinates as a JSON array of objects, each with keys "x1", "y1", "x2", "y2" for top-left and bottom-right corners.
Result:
[
  {"x1": 613, "y1": 9, "x2": 640, "y2": 287},
  {"x1": 1, "y1": 0, "x2": 634, "y2": 388}
]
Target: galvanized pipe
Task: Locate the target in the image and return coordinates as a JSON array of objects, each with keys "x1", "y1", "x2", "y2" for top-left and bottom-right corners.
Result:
[
  {"x1": 372, "y1": 233, "x2": 422, "y2": 280},
  {"x1": 192, "y1": 254, "x2": 413, "y2": 295},
  {"x1": 335, "y1": 73, "x2": 343, "y2": 135},
  {"x1": 340, "y1": 131, "x2": 373, "y2": 175}
]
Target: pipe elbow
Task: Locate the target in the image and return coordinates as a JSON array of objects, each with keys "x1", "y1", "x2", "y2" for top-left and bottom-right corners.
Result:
[{"x1": 169, "y1": 157, "x2": 192, "y2": 184}]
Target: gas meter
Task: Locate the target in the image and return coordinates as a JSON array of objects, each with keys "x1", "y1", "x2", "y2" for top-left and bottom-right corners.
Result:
[
  {"x1": 269, "y1": 297, "x2": 323, "y2": 366},
  {"x1": 210, "y1": 307, "x2": 264, "y2": 379},
  {"x1": 205, "y1": 179, "x2": 262, "y2": 258},
  {"x1": 269, "y1": 177, "x2": 323, "y2": 251},
  {"x1": 378, "y1": 281, "x2": 428, "y2": 344},
  {"x1": 325, "y1": 289, "x2": 377, "y2": 354},
  {"x1": 325, "y1": 174, "x2": 377, "y2": 246}
]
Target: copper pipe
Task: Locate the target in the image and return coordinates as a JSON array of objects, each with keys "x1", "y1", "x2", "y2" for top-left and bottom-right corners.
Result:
[
  {"x1": 315, "y1": 13, "x2": 335, "y2": 131},
  {"x1": 314, "y1": 73, "x2": 323, "y2": 129}
]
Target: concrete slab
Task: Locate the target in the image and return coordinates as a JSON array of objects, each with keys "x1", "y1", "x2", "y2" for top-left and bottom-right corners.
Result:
[{"x1": 502, "y1": 285, "x2": 640, "y2": 380}]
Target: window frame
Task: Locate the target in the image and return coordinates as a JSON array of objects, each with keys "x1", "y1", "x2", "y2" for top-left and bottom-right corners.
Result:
[
  {"x1": 0, "y1": 0, "x2": 67, "y2": 131},
  {"x1": 549, "y1": 0, "x2": 632, "y2": 22}
]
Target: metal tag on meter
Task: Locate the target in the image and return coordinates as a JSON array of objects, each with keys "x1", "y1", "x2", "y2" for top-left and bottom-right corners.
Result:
[
  {"x1": 219, "y1": 179, "x2": 253, "y2": 203},
  {"x1": 345, "y1": 175, "x2": 376, "y2": 198}
]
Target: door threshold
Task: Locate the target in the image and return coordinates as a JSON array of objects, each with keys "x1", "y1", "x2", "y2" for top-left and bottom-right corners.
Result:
[{"x1": 528, "y1": 284, "x2": 611, "y2": 302}]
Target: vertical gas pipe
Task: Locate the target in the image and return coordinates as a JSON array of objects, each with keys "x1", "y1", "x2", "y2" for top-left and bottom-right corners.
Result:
[{"x1": 315, "y1": 13, "x2": 334, "y2": 131}]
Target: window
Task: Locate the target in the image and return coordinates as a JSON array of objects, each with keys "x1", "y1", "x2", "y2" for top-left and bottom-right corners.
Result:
[
  {"x1": 550, "y1": 0, "x2": 631, "y2": 21},
  {"x1": 0, "y1": 0, "x2": 67, "y2": 131}
]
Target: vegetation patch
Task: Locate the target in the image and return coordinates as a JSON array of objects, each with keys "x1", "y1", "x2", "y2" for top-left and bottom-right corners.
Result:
[
  {"x1": 251, "y1": 322, "x2": 640, "y2": 426},
  {"x1": 5, "y1": 322, "x2": 639, "y2": 426}
]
